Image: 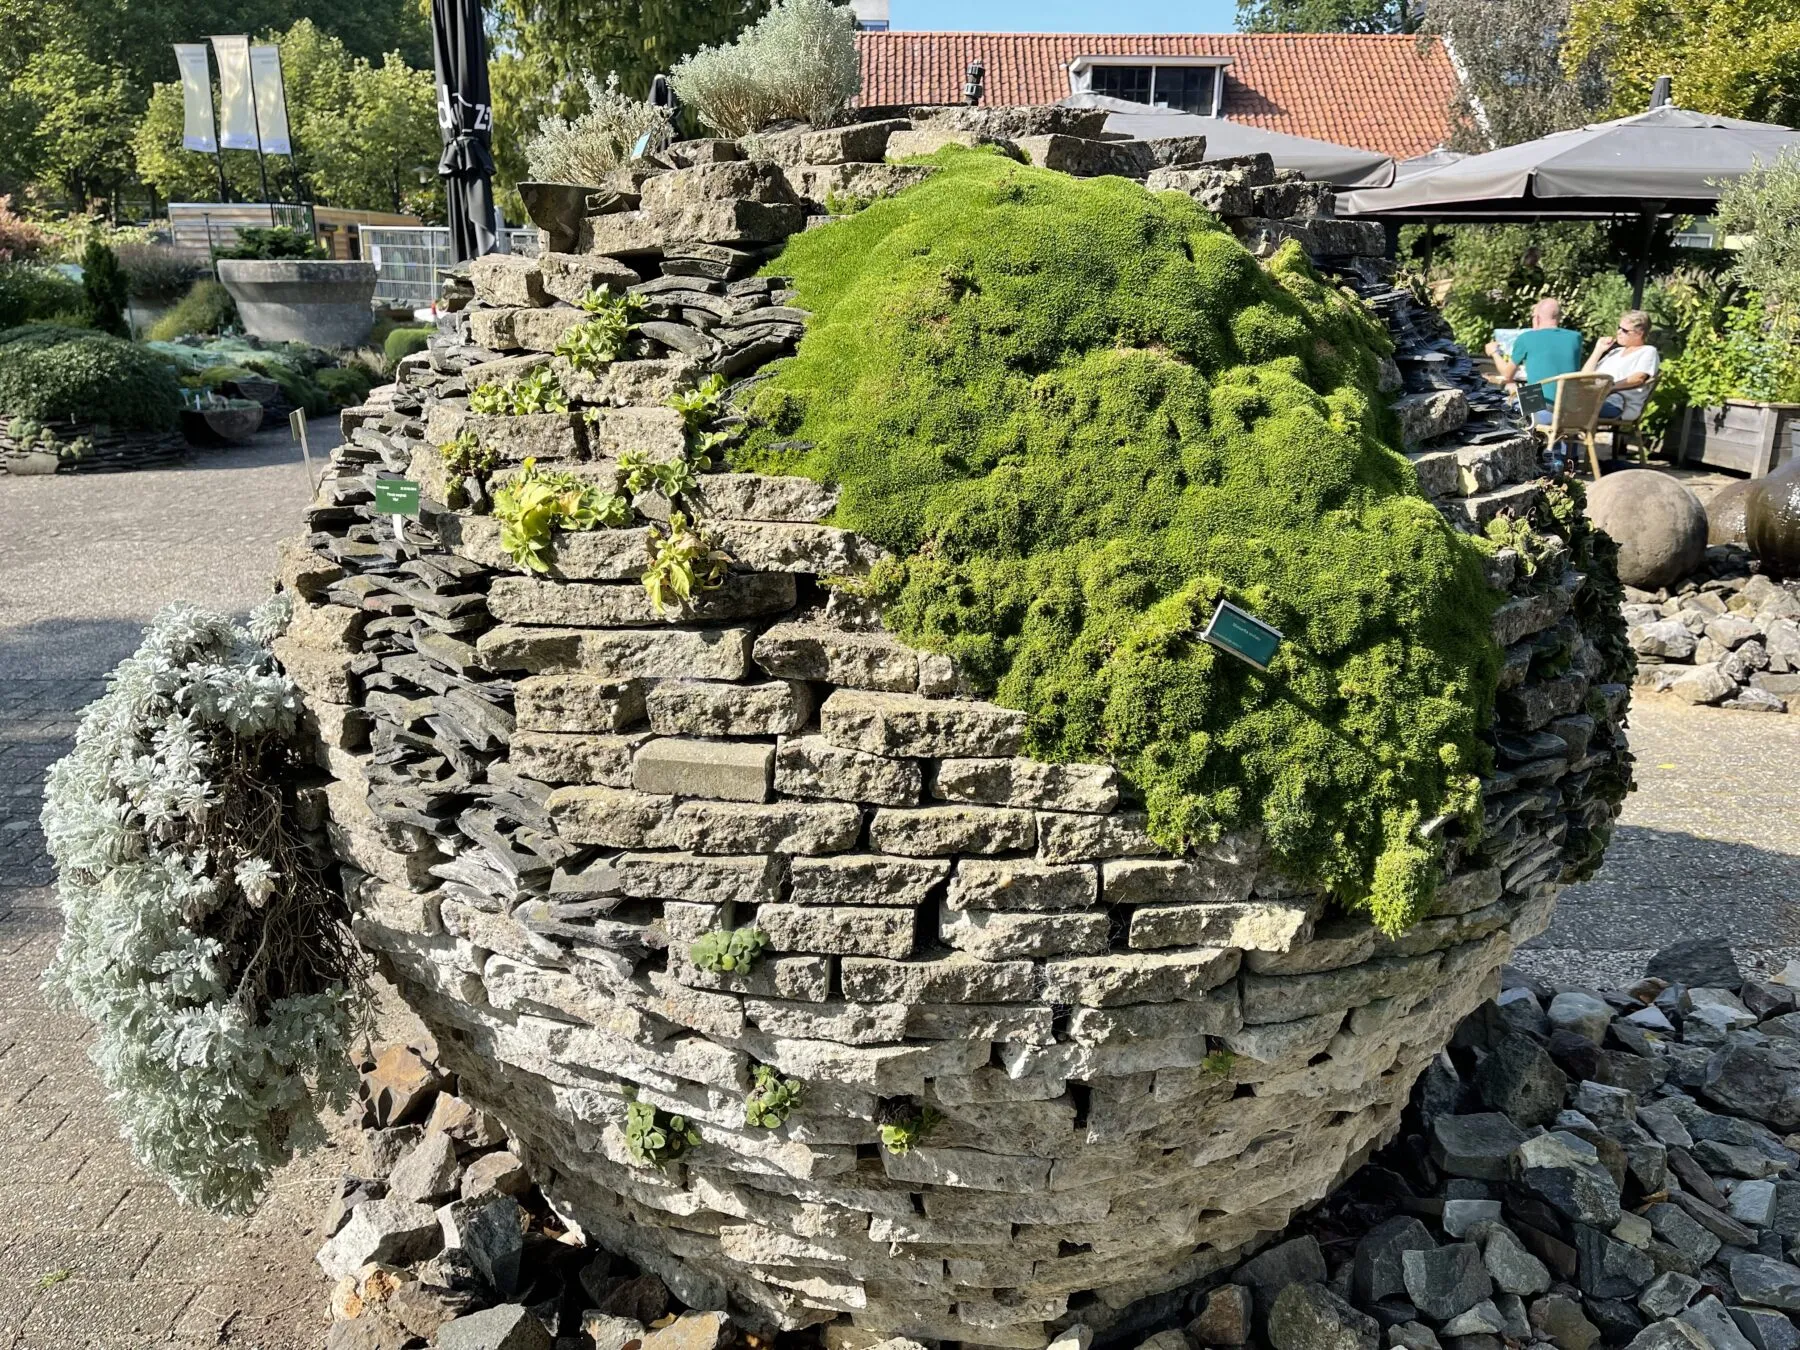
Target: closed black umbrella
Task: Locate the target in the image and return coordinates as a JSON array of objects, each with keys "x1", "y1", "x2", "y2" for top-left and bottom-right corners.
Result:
[{"x1": 432, "y1": 0, "x2": 496, "y2": 264}]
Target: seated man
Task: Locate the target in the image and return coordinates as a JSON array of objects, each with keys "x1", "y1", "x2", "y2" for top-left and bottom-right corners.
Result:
[
  {"x1": 1584, "y1": 309, "x2": 1660, "y2": 421},
  {"x1": 1486, "y1": 297, "x2": 1583, "y2": 402}
]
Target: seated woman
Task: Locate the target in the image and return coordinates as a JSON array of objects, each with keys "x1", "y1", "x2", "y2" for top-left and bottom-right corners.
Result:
[{"x1": 1583, "y1": 309, "x2": 1660, "y2": 421}]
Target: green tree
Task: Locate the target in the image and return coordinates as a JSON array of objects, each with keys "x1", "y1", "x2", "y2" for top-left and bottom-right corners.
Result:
[
  {"x1": 1236, "y1": 0, "x2": 1408, "y2": 34},
  {"x1": 1417, "y1": 0, "x2": 1607, "y2": 150},
  {"x1": 81, "y1": 237, "x2": 130, "y2": 334},
  {"x1": 1713, "y1": 149, "x2": 1800, "y2": 322},
  {"x1": 495, "y1": 0, "x2": 770, "y2": 104},
  {"x1": 1565, "y1": 0, "x2": 1800, "y2": 128},
  {"x1": 13, "y1": 43, "x2": 141, "y2": 207}
]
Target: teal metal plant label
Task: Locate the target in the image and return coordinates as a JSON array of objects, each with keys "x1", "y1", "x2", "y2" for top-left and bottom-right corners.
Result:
[
  {"x1": 373, "y1": 478, "x2": 421, "y2": 517},
  {"x1": 1202, "y1": 599, "x2": 1283, "y2": 671}
]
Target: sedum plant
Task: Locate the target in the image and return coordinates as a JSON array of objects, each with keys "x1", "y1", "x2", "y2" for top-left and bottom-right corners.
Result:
[
  {"x1": 525, "y1": 73, "x2": 674, "y2": 185},
  {"x1": 745, "y1": 1064, "x2": 804, "y2": 1129},
  {"x1": 469, "y1": 366, "x2": 569, "y2": 416},
  {"x1": 644, "y1": 511, "x2": 732, "y2": 614},
  {"x1": 556, "y1": 291, "x2": 646, "y2": 373},
  {"x1": 670, "y1": 0, "x2": 862, "y2": 138},
  {"x1": 493, "y1": 456, "x2": 630, "y2": 573},
  {"x1": 689, "y1": 924, "x2": 769, "y2": 974},
  {"x1": 624, "y1": 1099, "x2": 701, "y2": 1168},
  {"x1": 39, "y1": 602, "x2": 364, "y2": 1214},
  {"x1": 877, "y1": 1102, "x2": 942, "y2": 1156}
]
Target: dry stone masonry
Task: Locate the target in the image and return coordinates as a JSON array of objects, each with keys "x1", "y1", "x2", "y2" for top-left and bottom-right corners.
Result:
[
  {"x1": 279, "y1": 106, "x2": 1634, "y2": 1347},
  {"x1": 1621, "y1": 552, "x2": 1800, "y2": 713}
]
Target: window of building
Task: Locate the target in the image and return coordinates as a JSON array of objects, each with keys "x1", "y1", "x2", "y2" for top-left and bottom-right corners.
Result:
[{"x1": 1082, "y1": 62, "x2": 1220, "y2": 115}]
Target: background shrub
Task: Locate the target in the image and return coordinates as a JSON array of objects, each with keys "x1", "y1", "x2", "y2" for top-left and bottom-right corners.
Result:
[
  {"x1": 524, "y1": 73, "x2": 673, "y2": 184},
  {"x1": 0, "y1": 195, "x2": 46, "y2": 262},
  {"x1": 0, "y1": 262, "x2": 87, "y2": 329},
  {"x1": 149, "y1": 279, "x2": 240, "y2": 341},
  {"x1": 382, "y1": 324, "x2": 432, "y2": 369},
  {"x1": 116, "y1": 244, "x2": 211, "y2": 303},
  {"x1": 671, "y1": 0, "x2": 862, "y2": 138},
  {"x1": 81, "y1": 240, "x2": 130, "y2": 338},
  {"x1": 317, "y1": 364, "x2": 377, "y2": 406},
  {"x1": 0, "y1": 325, "x2": 183, "y2": 430},
  {"x1": 221, "y1": 226, "x2": 324, "y2": 261}
]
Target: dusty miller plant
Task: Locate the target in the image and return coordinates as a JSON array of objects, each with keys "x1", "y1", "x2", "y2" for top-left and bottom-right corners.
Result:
[
  {"x1": 525, "y1": 74, "x2": 674, "y2": 185},
  {"x1": 40, "y1": 602, "x2": 365, "y2": 1214},
  {"x1": 671, "y1": 0, "x2": 862, "y2": 138}
]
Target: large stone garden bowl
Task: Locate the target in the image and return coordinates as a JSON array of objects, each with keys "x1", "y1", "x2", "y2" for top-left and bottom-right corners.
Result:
[
  {"x1": 217, "y1": 259, "x2": 377, "y2": 349},
  {"x1": 181, "y1": 399, "x2": 265, "y2": 446}
]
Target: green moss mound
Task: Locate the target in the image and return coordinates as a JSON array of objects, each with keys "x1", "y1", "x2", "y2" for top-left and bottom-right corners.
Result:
[
  {"x1": 0, "y1": 325, "x2": 182, "y2": 431},
  {"x1": 736, "y1": 149, "x2": 1504, "y2": 931}
]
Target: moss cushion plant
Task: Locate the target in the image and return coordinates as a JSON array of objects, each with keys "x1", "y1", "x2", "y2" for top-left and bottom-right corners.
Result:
[{"x1": 736, "y1": 149, "x2": 1503, "y2": 932}]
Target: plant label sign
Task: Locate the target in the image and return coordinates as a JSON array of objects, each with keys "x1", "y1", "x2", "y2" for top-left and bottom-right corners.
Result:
[
  {"x1": 1202, "y1": 599, "x2": 1282, "y2": 671},
  {"x1": 373, "y1": 478, "x2": 421, "y2": 517}
]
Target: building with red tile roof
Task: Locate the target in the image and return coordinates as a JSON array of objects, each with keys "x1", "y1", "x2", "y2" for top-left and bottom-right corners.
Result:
[{"x1": 855, "y1": 32, "x2": 1458, "y2": 160}]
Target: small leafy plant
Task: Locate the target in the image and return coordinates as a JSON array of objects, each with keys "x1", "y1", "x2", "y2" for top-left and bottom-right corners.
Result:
[
  {"x1": 744, "y1": 1064, "x2": 804, "y2": 1129},
  {"x1": 877, "y1": 1102, "x2": 942, "y2": 1156},
  {"x1": 493, "y1": 456, "x2": 630, "y2": 573},
  {"x1": 556, "y1": 291, "x2": 646, "y2": 373},
  {"x1": 667, "y1": 372, "x2": 728, "y2": 431},
  {"x1": 624, "y1": 1099, "x2": 701, "y2": 1168},
  {"x1": 689, "y1": 924, "x2": 769, "y2": 974},
  {"x1": 440, "y1": 428, "x2": 497, "y2": 480},
  {"x1": 1201, "y1": 1049, "x2": 1238, "y2": 1078},
  {"x1": 620, "y1": 448, "x2": 704, "y2": 500},
  {"x1": 644, "y1": 511, "x2": 732, "y2": 614},
  {"x1": 469, "y1": 366, "x2": 569, "y2": 415}
]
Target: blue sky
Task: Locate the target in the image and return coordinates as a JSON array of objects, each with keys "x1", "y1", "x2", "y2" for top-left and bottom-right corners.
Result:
[{"x1": 892, "y1": 0, "x2": 1241, "y2": 31}]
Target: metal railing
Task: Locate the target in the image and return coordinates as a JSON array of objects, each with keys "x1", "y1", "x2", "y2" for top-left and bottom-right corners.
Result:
[{"x1": 361, "y1": 226, "x2": 539, "y2": 310}]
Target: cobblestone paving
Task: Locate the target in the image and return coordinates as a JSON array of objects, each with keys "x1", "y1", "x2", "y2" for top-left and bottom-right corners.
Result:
[{"x1": 2, "y1": 426, "x2": 1797, "y2": 1344}]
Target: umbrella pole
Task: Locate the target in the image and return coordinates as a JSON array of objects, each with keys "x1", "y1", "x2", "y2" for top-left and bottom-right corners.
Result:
[{"x1": 1630, "y1": 204, "x2": 1664, "y2": 309}]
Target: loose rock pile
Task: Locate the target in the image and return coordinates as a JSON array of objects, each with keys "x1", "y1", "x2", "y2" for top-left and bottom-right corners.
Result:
[
  {"x1": 0, "y1": 415, "x2": 191, "y2": 474},
  {"x1": 278, "y1": 104, "x2": 1634, "y2": 1345},
  {"x1": 1623, "y1": 553, "x2": 1800, "y2": 713}
]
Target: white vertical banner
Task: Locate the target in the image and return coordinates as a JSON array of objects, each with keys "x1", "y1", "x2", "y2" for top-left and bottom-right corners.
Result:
[
  {"x1": 174, "y1": 44, "x2": 217, "y2": 152},
  {"x1": 249, "y1": 45, "x2": 291, "y2": 155},
  {"x1": 211, "y1": 35, "x2": 258, "y2": 151}
]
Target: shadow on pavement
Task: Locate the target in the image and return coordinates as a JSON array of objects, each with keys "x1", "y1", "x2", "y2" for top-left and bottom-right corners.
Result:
[{"x1": 0, "y1": 616, "x2": 147, "y2": 684}]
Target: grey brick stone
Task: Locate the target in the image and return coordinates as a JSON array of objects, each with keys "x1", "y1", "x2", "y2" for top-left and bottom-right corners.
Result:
[
  {"x1": 545, "y1": 785, "x2": 676, "y2": 847},
  {"x1": 584, "y1": 405, "x2": 689, "y2": 461},
  {"x1": 430, "y1": 408, "x2": 588, "y2": 464},
  {"x1": 489, "y1": 573, "x2": 796, "y2": 628},
  {"x1": 868, "y1": 805, "x2": 1037, "y2": 857},
  {"x1": 478, "y1": 626, "x2": 754, "y2": 680},
  {"x1": 881, "y1": 1146, "x2": 1052, "y2": 1193},
  {"x1": 689, "y1": 474, "x2": 839, "y2": 522},
  {"x1": 537, "y1": 250, "x2": 641, "y2": 305},
  {"x1": 512, "y1": 306, "x2": 591, "y2": 352},
  {"x1": 647, "y1": 679, "x2": 813, "y2": 736},
  {"x1": 1241, "y1": 953, "x2": 1446, "y2": 1024},
  {"x1": 905, "y1": 1002, "x2": 1056, "y2": 1044},
  {"x1": 1127, "y1": 899, "x2": 1315, "y2": 952},
  {"x1": 712, "y1": 521, "x2": 886, "y2": 576},
  {"x1": 788, "y1": 854, "x2": 949, "y2": 906},
  {"x1": 742, "y1": 997, "x2": 908, "y2": 1045},
  {"x1": 1066, "y1": 994, "x2": 1242, "y2": 1043},
  {"x1": 616, "y1": 851, "x2": 786, "y2": 904},
  {"x1": 758, "y1": 904, "x2": 917, "y2": 959},
  {"x1": 632, "y1": 737, "x2": 773, "y2": 802},
  {"x1": 775, "y1": 734, "x2": 922, "y2": 806},
  {"x1": 1036, "y1": 810, "x2": 1162, "y2": 863},
  {"x1": 469, "y1": 253, "x2": 547, "y2": 306},
  {"x1": 930, "y1": 757, "x2": 1119, "y2": 814},
  {"x1": 820, "y1": 689, "x2": 1026, "y2": 758},
  {"x1": 515, "y1": 675, "x2": 645, "y2": 732},
  {"x1": 510, "y1": 730, "x2": 648, "y2": 787},
  {"x1": 1101, "y1": 857, "x2": 1257, "y2": 906},
  {"x1": 553, "y1": 354, "x2": 699, "y2": 406},
  {"x1": 1040, "y1": 949, "x2": 1242, "y2": 1007},
  {"x1": 752, "y1": 623, "x2": 920, "y2": 692},
  {"x1": 939, "y1": 905, "x2": 1111, "y2": 961},
  {"x1": 946, "y1": 859, "x2": 1099, "y2": 912},
  {"x1": 840, "y1": 954, "x2": 1038, "y2": 1003},
  {"x1": 655, "y1": 800, "x2": 861, "y2": 855}
]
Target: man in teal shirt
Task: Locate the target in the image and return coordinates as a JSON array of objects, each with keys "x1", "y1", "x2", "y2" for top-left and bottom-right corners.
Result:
[{"x1": 1486, "y1": 297, "x2": 1583, "y2": 398}]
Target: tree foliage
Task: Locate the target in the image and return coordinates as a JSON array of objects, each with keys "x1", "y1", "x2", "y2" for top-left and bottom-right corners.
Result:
[
  {"x1": 1235, "y1": 0, "x2": 1409, "y2": 35},
  {"x1": 1416, "y1": 0, "x2": 1608, "y2": 149}
]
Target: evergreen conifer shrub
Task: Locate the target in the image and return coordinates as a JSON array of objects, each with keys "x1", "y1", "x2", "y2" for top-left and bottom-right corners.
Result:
[
  {"x1": 40, "y1": 602, "x2": 365, "y2": 1214},
  {"x1": 737, "y1": 149, "x2": 1505, "y2": 932}
]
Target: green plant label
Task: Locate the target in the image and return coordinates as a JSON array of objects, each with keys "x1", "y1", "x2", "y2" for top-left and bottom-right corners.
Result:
[
  {"x1": 1202, "y1": 599, "x2": 1282, "y2": 672},
  {"x1": 372, "y1": 478, "x2": 421, "y2": 517}
]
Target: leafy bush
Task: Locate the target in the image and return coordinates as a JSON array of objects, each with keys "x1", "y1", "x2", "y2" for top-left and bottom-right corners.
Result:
[
  {"x1": 318, "y1": 364, "x2": 378, "y2": 407},
  {"x1": 0, "y1": 262, "x2": 87, "y2": 329},
  {"x1": 0, "y1": 326, "x2": 182, "y2": 431},
  {"x1": 671, "y1": 0, "x2": 862, "y2": 138},
  {"x1": 40, "y1": 603, "x2": 364, "y2": 1214},
  {"x1": 383, "y1": 324, "x2": 433, "y2": 370},
  {"x1": 737, "y1": 149, "x2": 1502, "y2": 933},
  {"x1": 0, "y1": 195, "x2": 46, "y2": 262},
  {"x1": 1716, "y1": 148, "x2": 1800, "y2": 323},
  {"x1": 222, "y1": 226, "x2": 324, "y2": 261},
  {"x1": 116, "y1": 244, "x2": 210, "y2": 303},
  {"x1": 81, "y1": 240, "x2": 130, "y2": 338},
  {"x1": 524, "y1": 73, "x2": 673, "y2": 184},
  {"x1": 149, "y1": 280, "x2": 240, "y2": 341}
]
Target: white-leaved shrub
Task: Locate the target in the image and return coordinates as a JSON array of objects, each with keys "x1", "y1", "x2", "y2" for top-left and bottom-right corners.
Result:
[
  {"x1": 41, "y1": 602, "x2": 364, "y2": 1215},
  {"x1": 671, "y1": 0, "x2": 862, "y2": 139},
  {"x1": 525, "y1": 73, "x2": 676, "y2": 185}
]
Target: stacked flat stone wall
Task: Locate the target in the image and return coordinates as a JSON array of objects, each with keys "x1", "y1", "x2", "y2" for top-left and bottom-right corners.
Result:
[{"x1": 279, "y1": 106, "x2": 1633, "y2": 1348}]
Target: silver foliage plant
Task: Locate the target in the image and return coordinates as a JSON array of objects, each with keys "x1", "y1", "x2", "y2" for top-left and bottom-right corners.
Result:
[
  {"x1": 671, "y1": 0, "x2": 863, "y2": 139},
  {"x1": 525, "y1": 73, "x2": 676, "y2": 185},
  {"x1": 41, "y1": 601, "x2": 363, "y2": 1215}
]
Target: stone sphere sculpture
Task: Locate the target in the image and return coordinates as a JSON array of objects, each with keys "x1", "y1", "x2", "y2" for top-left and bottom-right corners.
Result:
[
  {"x1": 1705, "y1": 477, "x2": 1757, "y2": 546},
  {"x1": 1586, "y1": 470, "x2": 1708, "y2": 589},
  {"x1": 1746, "y1": 457, "x2": 1800, "y2": 578},
  {"x1": 286, "y1": 118, "x2": 1633, "y2": 1347}
]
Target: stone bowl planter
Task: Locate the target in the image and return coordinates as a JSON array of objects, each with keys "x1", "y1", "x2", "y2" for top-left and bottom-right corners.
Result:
[
  {"x1": 181, "y1": 399, "x2": 265, "y2": 447},
  {"x1": 216, "y1": 259, "x2": 377, "y2": 349},
  {"x1": 518, "y1": 181, "x2": 604, "y2": 254}
]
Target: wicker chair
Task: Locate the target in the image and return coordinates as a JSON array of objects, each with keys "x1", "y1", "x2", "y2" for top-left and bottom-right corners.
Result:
[
  {"x1": 1533, "y1": 373, "x2": 1615, "y2": 479},
  {"x1": 1596, "y1": 372, "x2": 1660, "y2": 465}
]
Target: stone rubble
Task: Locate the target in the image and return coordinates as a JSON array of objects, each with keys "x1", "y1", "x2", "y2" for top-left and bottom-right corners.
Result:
[
  {"x1": 1618, "y1": 552, "x2": 1800, "y2": 714},
  {"x1": 279, "y1": 105, "x2": 1635, "y2": 1345}
]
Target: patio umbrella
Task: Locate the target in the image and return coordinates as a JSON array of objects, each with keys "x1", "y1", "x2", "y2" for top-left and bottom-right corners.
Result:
[
  {"x1": 431, "y1": 0, "x2": 496, "y2": 264},
  {"x1": 1059, "y1": 93, "x2": 1396, "y2": 190}
]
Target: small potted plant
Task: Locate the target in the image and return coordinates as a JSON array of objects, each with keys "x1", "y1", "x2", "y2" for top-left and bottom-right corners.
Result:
[{"x1": 215, "y1": 226, "x2": 377, "y2": 349}]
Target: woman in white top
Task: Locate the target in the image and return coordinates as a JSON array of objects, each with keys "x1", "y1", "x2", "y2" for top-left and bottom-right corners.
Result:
[{"x1": 1582, "y1": 309, "x2": 1660, "y2": 420}]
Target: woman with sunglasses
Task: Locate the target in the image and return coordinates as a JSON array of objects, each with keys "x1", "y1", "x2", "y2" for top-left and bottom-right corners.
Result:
[{"x1": 1581, "y1": 310, "x2": 1660, "y2": 421}]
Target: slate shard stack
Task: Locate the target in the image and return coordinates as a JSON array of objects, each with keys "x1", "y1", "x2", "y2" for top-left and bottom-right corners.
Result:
[{"x1": 277, "y1": 107, "x2": 1634, "y2": 1347}]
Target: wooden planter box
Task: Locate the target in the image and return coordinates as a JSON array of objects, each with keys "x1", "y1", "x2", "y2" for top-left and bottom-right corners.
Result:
[{"x1": 1671, "y1": 399, "x2": 1800, "y2": 477}]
